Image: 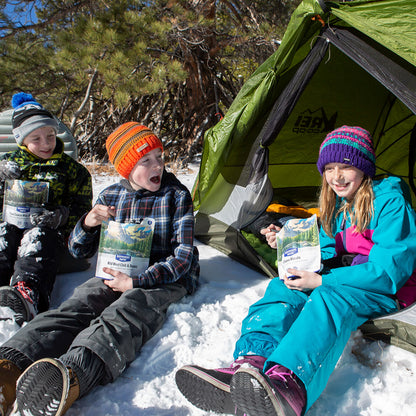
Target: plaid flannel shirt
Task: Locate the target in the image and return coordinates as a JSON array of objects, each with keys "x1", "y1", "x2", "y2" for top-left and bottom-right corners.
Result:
[{"x1": 68, "y1": 170, "x2": 199, "y2": 293}]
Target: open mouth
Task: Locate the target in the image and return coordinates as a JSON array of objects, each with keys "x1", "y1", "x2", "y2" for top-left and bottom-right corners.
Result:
[{"x1": 150, "y1": 175, "x2": 161, "y2": 184}]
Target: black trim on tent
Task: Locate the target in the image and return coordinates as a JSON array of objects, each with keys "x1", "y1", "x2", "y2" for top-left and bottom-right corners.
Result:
[
  {"x1": 318, "y1": 0, "x2": 330, "y2": 13},
  {"x1": 248, "y1": 34, "x2": 329, "y2": 182},
  {"x1": 258, "y1": 35, "x2": 329, "y2": 148},
  {"x1": 323, "y1": 27, "x2": 416, "y2": 115},
  {"x1": 257, "y1": 26, "x2": 416, "y2": 150},
  {"x1": 409, "y1": 124, "x2": 416, "y2": 196},
  {"x1": 251, "y1": 25, "x2": 416, "y2": 199}
]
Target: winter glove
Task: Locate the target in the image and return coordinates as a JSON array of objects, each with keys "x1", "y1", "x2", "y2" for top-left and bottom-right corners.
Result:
[
  {"x1": 0, "y1": 160, "x2": 21, "y2": 180},
  {"x1": 30, "y1": 206, "x2": 70, "y2": 230}
]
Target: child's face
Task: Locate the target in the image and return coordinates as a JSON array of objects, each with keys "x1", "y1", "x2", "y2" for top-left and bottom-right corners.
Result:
[
  {"x1": 324, "y1": 162, "x2": 364, "y2": 201},
  {"x1": 23, "y1": 126, "x2": 56, "y2": 159},
  {"x1": 129, "y1": 148, "x2": 164, "y2": 192}
]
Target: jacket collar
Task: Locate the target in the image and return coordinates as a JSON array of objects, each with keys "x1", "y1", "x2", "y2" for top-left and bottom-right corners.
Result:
[{"x1": 17, "y1": 137, "x2": 64, "y2": 161}]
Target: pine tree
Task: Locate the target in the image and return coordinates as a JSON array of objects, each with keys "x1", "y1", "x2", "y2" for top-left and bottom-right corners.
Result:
[{"x1": 1, "y1": 0, "x2": 300, "y2": 164}]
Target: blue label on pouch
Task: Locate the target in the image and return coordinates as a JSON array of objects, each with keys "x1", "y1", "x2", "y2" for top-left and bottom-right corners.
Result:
[
  {"x1": 284, "y1": 247, "x2": 298, "y2": 257},
  {"x1": 115, "y1": 254, "x2": 131, "y2": 262}
]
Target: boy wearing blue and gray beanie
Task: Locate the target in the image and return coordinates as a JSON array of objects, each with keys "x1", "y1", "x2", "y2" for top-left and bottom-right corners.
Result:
[{"x1": 0, "y1": 92, "x2": 92, "y2": 326}]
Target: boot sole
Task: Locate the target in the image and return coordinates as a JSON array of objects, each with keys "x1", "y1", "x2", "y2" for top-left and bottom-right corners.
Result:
[
  {"x1": 14, "y1": 357, "x2": 70, "y2": 416},
  {"x1": 230, "y1": 368, "x2": 293, "y2": 416},
  {"x1": 175, "y1": 365, "x2": 237, "y2": 414},
  {"x1": 0, "y1": 287, "x2": 30, "y2": 326}
]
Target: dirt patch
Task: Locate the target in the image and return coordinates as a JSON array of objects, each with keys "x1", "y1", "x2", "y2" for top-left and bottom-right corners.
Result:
[{"x1": 84, "y1": 162, "x2": 118, "y2": 176}]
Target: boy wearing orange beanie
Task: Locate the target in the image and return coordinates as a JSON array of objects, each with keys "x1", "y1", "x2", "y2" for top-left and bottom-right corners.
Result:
[{"x1": 0, "y1": 122, "x2": 199, "y2": 416}]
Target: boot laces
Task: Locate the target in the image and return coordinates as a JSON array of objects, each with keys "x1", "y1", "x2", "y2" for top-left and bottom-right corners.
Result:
[{"x1": 267, "y1": 366, "x2": 296, "y2": 387}]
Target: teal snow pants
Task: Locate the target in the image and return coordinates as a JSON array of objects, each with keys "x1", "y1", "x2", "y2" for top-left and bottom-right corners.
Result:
[{"x1": 233, "y1": 278, "x2": 398, "y2": 411}]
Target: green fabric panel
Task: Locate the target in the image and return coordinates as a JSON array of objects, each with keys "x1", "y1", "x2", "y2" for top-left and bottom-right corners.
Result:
[
  {"x1": 195, "y1": 213, "x2": 277, "y2": 277},
  {"x1": 192, "y1": 0, "x2": 325, "y2": 209},
  {"x1": 360, "y1": 318, "x2": 416, "y2": 355},
  {"x1": 196, "y1": 173, "x2": 239, "y2": 215},
  {"x1": 193, "y1": 0, "x2": 416, "y2": 210},
  {"x1": 267, "y1": 44, "x2": 416, "y2": 193},
  {"x1": 333, "y1": 0, "x2": 416, "y2": 67},
  {"x1": 241, "y1": 230, "x2": 278, "y2": 272}
]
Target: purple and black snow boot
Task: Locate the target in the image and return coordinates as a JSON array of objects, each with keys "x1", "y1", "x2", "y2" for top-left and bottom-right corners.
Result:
[
  {"x1": 175, "y1": 355, "x2": 266, "y2": 415},
  {"x1": 230, "y1": 364, "x2": 306, "y2": 416}
]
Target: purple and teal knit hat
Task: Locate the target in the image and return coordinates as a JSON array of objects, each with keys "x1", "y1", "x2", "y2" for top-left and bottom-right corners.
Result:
[{"x1": 317, "y1": 126, "x2": 376, "y2": 178}]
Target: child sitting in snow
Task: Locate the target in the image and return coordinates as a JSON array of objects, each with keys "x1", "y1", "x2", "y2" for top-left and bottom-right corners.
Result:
[
  {"x1": 175, "y1": 125, "x2": 416, "y2": 416},
  {"x1": 0, "y1": 122, "x2": 200, "y2": 416},
  {"x1": 0, "y1": 92, "x2": 92, "y2": 325}
]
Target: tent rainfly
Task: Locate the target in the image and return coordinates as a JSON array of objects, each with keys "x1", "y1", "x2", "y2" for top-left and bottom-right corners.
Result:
[{"x1": 192, "y1": 0, "x2": 416, "y2": 353}]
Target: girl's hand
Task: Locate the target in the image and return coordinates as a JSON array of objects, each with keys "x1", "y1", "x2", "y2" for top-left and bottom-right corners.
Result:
[
  {"x1": 260, "y1": 224, "x2": 281, "y2": 249},
  {"x1": 282, "y1": 269, "x2": 322, "y2": 291},
  {"x1": 102, "y1": 268, "x2": 133, "y2": 292},
  {"x1": 83, "y1": 204, "x2": 116, "y2": 229}
]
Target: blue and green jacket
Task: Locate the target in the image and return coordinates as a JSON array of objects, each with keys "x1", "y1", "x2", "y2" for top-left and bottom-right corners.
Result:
[{"x1": 0, "y1": 139, "x2": 92, "y2": 238}]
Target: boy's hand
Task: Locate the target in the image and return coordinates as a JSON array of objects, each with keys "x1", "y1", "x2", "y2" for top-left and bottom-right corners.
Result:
[
  {"x1": 282, "y1": 269, "x2": 322, "y2": 291},
  {"x1": 260, "y1": 224, "x2": 281, "y2": 248},
  {"x1": 102, "y1": 268, "x2": 133, "y2": 292},
  {"x1": 0, "y1": 160, "x2": 21, "y2": 180},
  {"x1": 83, "y1": 204, "x2": 116, "y2": 229}
]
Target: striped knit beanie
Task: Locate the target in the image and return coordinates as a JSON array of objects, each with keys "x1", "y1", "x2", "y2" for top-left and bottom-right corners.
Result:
[
  {"x1": 12, "y1": 92, "x2": 58, "y2": 145},
  {"x1": 317, "y1": 126, "x2": 376, "y2": 178},
  {"x1": 106, "y1": 122, "x2": 163, "y2": 179}
]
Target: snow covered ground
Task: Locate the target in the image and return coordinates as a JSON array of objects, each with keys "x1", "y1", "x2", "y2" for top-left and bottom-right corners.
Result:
[{"x1": 1, "y1": 164, "x2": 416, "y2": 415}]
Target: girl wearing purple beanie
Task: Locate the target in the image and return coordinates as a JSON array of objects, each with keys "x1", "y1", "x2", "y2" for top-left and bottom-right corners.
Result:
[{"x1": 176, "y1": 125, "x2": 416, "y2": 416}]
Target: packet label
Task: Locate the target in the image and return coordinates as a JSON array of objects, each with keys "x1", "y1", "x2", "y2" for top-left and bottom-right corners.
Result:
[
  {"x1": 95, "y1": 218, "x2": 155, "y2": 279},
  {"x1": 276, "y1": 214, "x2": 320, "y2": 278},
  {"x1": 3, "y1": 180, "x2": 49, "y2": 229}
]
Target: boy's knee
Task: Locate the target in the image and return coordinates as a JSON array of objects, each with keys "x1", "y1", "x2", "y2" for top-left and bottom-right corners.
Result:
[{"x1": 18, "y1": 227, "x2": 59, "y2": 258}]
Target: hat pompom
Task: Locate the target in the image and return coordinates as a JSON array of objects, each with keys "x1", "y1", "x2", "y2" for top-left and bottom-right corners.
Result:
[
  {"x1": 11, "y1": 93, "x2": 57, "y2": 144},
  {"x1": 11, "y1": 92, "x2": 39, "y2": 109}
]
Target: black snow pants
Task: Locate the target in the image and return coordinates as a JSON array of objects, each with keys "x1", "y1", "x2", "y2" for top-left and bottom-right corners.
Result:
[
  {"x1": 0, "y1": 277, "x2": 187, "y2": 396},
  {"x1": 0, "y1": 222, "x2": 61, "y2": 311}
]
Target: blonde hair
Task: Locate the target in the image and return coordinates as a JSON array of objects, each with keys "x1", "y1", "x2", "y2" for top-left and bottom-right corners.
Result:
[{"x1": 319, "y1": 175, "x2": 374, "y2": 238}]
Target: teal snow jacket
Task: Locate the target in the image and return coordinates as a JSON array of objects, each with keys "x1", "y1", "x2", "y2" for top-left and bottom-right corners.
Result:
[{"x1": 320, "y1": 176, "x2": 416, "y2": 307}]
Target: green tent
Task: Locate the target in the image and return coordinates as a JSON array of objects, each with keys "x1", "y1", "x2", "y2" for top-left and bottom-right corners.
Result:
[
  {"x1": 193, "y1": 0, "x2": 416, "y2": 276},
  {"x1": 193, "y1": 0, "x2": 416, "y2": 354}
]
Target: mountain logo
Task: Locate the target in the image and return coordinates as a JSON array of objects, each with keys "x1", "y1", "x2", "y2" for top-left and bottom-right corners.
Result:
[
  {"x1": 291, "y1": 107, "x2": 337, "y2": 134},
  {"x1": 115, "y1": 254, "x2": 132, "y2": 262}
]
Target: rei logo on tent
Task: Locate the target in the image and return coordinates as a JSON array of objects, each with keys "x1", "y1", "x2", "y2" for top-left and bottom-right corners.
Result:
[{"x1": 292, "y1": 107, "x2": 337, "y2": 134}]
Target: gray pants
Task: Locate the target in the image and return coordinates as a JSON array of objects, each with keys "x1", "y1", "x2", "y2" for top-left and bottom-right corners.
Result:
[{"x1": 1, "y1": 277, "x2": 187, "y2": 394}]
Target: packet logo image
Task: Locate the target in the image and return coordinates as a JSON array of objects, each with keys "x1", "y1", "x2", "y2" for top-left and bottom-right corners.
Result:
[
  {"x1": 115, "y1": 254, "x2": 132, "y2": 262},
  {"x1": 276, "y1": 214, "x2": 320, "y2": 279}
]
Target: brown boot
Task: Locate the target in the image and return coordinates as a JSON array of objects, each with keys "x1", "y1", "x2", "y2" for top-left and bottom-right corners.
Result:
[
  {"x1": 63, "y1": 367, "x2": 81, "y2": 415},
  {"x1": 13, "y1": 357, "x2": 80, "y2": 416},
  {"x1": 0, "y1": 359, "x2": 22, "y2": 416}
]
